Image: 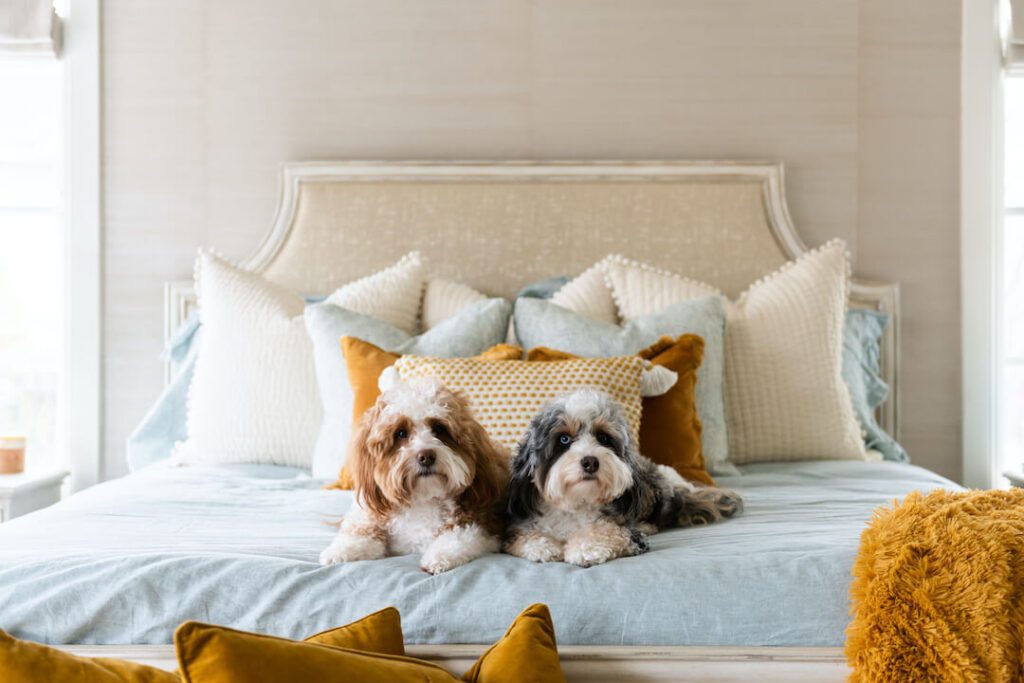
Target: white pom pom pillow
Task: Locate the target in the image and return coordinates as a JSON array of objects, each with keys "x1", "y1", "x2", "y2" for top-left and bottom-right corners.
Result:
[
  {"x1": 605, "y1": 240, "x2": 865, "y2": 464},
  {"x1": 547, "y1": 240, "x2": 866, "y2": 466}
]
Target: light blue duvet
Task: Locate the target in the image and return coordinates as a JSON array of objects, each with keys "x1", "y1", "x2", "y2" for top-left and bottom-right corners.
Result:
[{"x1": 0, "y1": 460, "x2": 956, "y2": 646}]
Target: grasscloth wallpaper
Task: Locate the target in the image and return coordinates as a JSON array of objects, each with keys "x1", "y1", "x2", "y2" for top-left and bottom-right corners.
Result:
[{"x1": 101, "y1": 0, "x2": 961, "y2": 481}]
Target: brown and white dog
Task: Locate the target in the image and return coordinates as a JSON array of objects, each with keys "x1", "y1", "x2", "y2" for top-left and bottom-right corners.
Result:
[{"x1": 319, "y1": 376, "x2": 507, "y2": 574}]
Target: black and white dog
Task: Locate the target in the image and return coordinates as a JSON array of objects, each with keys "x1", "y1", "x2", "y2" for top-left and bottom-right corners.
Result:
[{"x1": 504, "y1": 389, "x2": 742, "y2": 567}]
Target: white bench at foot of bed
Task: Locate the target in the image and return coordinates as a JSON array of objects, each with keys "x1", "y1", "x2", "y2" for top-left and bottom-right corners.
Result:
[{"x1": 59, "y1": 644, "x2": 849, "y2": 682}]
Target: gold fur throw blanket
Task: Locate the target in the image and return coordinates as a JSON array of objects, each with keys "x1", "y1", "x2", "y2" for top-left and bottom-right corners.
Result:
[{"x1": 846, "y1": 488, "x2": 1024, "y2": 682}]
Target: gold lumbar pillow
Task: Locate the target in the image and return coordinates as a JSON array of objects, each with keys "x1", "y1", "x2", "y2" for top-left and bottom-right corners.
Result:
[{"x1": 174, "y1": 604, "x2": 566, "y2": 683}]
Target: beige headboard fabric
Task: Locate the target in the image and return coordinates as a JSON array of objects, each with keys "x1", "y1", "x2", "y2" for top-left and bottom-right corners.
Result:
[{"x1": 165, "y1": 161, "x2": 900, "y2": 436}]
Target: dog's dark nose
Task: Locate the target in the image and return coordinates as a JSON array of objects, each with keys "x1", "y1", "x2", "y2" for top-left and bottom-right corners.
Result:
[
  {"x1": 581, "y1": 456, "x2": 599, "y2": 474},
  {"x1": 417, "y1": 450, "x2": 436, "y2": 467}
]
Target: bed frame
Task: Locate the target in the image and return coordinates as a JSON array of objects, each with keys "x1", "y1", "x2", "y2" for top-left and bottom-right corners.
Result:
[{"x1": 79, "y1": 161, "x2": 901, "y2": 681}]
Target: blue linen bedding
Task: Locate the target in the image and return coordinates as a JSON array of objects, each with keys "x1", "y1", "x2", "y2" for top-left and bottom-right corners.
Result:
[{"x1": 0, "y1": 460, "x2": 956, "y2": 646}]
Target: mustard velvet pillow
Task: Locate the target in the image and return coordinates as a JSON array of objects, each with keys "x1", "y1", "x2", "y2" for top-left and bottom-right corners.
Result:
[
  {"x1": 175, "y1": 622, "x2": 458, "y2": 683},
  {"x1": 0, "y1": 607, "x2": 404, "y2": 683},
  {"x1": 528, "y1": 334, "x2": 714, "y2": 486},
  {"x1": 174, "y1": 604, "x2": 565, "y2": 683},
  {"x1": 329, "y1": 339, "x2": 523, "y2": 489},
  {"x1": 462, "y1": 604, "x2": 566, "y2": 683},
  {"x1": 304, "y1": 606, "x2": 405, "y2": 656},
  {"x1": 0, "y1": 629, "x2": 178, "y2": 683}
]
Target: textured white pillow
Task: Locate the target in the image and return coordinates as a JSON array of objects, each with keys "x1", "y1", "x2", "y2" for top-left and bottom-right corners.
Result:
[
  {"x1": 175, "y1": 251, "x2": 428, "y2": 468},
  {"x1": 550, "y1": 257, "x2": 619, "y2": 325},
  {"x1": 173, "y1": 251, "x2": 322, "y2": 467},
  {"x1": 422, "y1": 278, "x2": 487, "y2": 330},
  {"x1": 603, "y1": 255, "x2": 720, "y2": 319},
  {"x1": 324, "y1": 252, "x2": 425, "y2": 334},
  {"x1": 607, "y1": 240, "x2": 866, "y2": 464}
]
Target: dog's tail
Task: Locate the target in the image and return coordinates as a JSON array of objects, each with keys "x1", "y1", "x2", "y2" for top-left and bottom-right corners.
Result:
[{"x1": 677, "y1": 485, "x2": 743, "y2": 527}]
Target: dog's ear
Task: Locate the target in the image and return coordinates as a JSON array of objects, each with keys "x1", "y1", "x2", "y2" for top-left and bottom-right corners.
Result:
[
  {"x1": 506, "y1": 420, "x2": 546, "y2": 522},
  {"x1": 608, "y1": 439, "x2": 656, "y2": 523},
  {"x1": 610, "y1": 470, "x2": 656, "y2": 522},
  {"x1": 348, "y1": 400, "x2": 394, "y2": 518},
  {"x1": 444, "y1": 388, "x2": 508, "y2": 513}
]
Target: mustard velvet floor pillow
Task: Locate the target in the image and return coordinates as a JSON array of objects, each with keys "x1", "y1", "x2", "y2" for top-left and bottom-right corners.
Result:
[
  {"x1": 0, "y1": 605, "x2": 564, "y2": 683},
  {"x1": 0, "y1": 629, "x2": 178, "y2": 683},
  {"x1": 176, "y1": 622, "x2": 458, "y2": 683},
  {"x1": 462, "y1": 604, "x2": 566, "y2": 683},
  {"x1": 304, "y1": 606, "x2": 405, "y2": 656},
  {"x1": 175, "y1": 604, "x2": 566, "y2": 683},
  {"x1": 0, "y1": 607, "x2": 404, "y2": 683}
]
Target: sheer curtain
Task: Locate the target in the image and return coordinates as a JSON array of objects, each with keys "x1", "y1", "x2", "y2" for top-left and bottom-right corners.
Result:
[
  {"x1": 0, "y1": 0, "x2": 65, "y2": 471},
  {"x1": 1002, "y1": 2, "x2": 1024, "y2": 479},
  {"x1": 1008, "y1": 0, "x2": 1024, "y2": 74},
  {"x1": 0, "y1": 0, "x2": 60, "y2": 57}
]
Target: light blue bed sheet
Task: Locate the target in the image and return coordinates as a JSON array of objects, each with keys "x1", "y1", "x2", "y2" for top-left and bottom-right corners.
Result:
[{"x1": 0, "y1": 460, "x2": 957, "y2": 646}]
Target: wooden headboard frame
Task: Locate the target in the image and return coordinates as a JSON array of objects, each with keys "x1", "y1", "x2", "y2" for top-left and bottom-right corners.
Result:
[{"x1": 164, "y1": 161, "x2": 900, "y2": 439}]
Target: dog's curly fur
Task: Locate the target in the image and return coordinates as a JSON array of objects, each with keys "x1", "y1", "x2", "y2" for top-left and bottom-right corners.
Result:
[
  {"x1": 505, "y1": 389, "x2": 742, "y2": 567},
  {"x1": 320, "y1": 377, "x2": 508, "y2": 574}
]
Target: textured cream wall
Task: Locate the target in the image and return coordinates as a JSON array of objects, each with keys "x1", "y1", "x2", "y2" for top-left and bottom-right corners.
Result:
[{"x1": 101, "y1": 0, "x2": 961, "y2": 481}]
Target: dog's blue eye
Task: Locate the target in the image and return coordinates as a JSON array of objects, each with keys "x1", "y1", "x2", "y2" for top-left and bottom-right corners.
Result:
[
  {"x1": 395, "y1": 429, "x2": 408, "y2": 440},
  {"x1": 595, "y1": 432, "x2": 611, "y2": 446},
  {"x1": 558, "y1": 434, "x2": 572, "y2": 446}
]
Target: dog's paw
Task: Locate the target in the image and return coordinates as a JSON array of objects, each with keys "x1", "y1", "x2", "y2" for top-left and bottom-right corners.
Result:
[
  {"x1": 318, "y1": 535, "x2": 385, "y2": 566},
  {"x1": 634, "y1": 522, "x2": 658, "y2": 536},
  {"x1": 419, "y1": 548, "x2": 464, "y2": 575},
  {"x1": 715, "y1": 489, "x2": 743, "y2": 518},
  {"x1": 516, "y1": 535, "x2": 564, "y2": 563},
  {"x1": 564, "y1": 540, "x2": 620, "y2": 568},
  {"x1": 318, "y1": 543, "x2": 350, "y2": 566}
]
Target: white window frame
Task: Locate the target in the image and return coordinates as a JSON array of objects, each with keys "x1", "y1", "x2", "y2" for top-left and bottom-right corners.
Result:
[
  {"x1": 61, "y1": 0, "x2": 101, "y2": 491},
  {"x1": 961, "y1": 0, "x2": 1005, "y2": 489}
]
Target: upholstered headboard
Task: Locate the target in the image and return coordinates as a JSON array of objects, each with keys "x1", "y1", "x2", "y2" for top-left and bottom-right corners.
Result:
[{"x1": 164, "y1": 161, "x2": 900, "y2": 437}]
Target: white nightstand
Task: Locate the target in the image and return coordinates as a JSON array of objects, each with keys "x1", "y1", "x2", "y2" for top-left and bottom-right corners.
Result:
[
  {"x1": 0, "y1": 470, "x2": 69, "y2": 523},
  {"x1": 1004, "y1": 471, "x2": 1024, "y2": 489}
]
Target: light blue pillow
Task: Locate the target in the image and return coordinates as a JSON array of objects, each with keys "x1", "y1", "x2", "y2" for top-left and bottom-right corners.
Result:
[
  {"x1": 843, "y1": 309, "x2": 909, "y2": 463},
  {"x1": 304, "y1": 297, "x2": 512, "y2": 479},
  {"x1": 517, "y1": 276, "x2": 569, "y2": 300},
  {"x1": 125, "y1": 315, "x2": 200, "y2": 471},
  {"x1": 513, "y1": 296, "x2": 735, "y2": 476}
]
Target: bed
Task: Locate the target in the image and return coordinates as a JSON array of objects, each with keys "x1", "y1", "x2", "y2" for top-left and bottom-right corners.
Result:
[
  {"x1": 0, "y1": 460, "x2": 956, "y2": 679},
  {"x1": 0, "y1": 162, "x2": 936, "y2": 681}
]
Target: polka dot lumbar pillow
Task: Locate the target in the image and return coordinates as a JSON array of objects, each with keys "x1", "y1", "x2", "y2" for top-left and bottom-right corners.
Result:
[{"x1": 391, "y1": 355, "x2": 658, "y2": 450}]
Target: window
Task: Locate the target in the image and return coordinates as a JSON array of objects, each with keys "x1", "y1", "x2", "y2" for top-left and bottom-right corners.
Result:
[
  {"x1": 0, "y1": 56, "x2": 65, "y2": 471},
  {"x1": 1002, "y1": 76, "x2": 1024, "y2": 475}
]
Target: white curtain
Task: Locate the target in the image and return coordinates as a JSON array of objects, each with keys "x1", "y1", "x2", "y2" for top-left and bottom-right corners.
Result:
[
  {"x1": 1008, "y1": 0, "x2": 1024, "y2": 72},
  {"x1": 0, "y1": 0, "x2": 60, "y2": 57}
]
